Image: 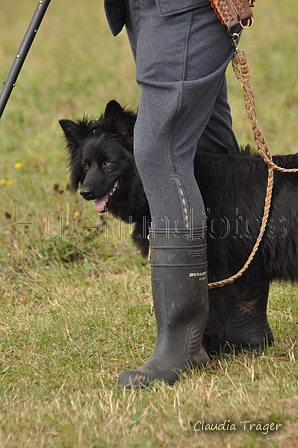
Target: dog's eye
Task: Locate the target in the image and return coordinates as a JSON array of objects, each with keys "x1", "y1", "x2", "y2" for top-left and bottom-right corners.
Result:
[
  {"x1": 103, "y1": 161, "x2": 111, "y2": 167},
  {"x1": 83, "y1": 163, "x2": 90, "y2": 171}
]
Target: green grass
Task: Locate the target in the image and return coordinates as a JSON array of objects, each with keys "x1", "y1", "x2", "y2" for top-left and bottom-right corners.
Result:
[{"x1": 0, "y1": 1, "x2": 298, "y2": 447}]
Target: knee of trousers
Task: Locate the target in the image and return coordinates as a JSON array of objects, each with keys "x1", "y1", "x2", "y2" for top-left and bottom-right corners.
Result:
[{"x1": 133, "y1": 125, "x2": 173, "y2": 183}]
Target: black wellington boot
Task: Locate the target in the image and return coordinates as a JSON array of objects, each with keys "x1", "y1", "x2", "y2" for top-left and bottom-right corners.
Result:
[
  {"x1": 225, "y1": 280, "x2": 274, "y2": 350},
  {"x1": 118, "y1": 227, "x2": 210, "y2": 389}
]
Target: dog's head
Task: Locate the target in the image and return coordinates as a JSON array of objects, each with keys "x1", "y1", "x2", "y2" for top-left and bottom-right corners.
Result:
[{"x1": 59, "y1": 100, "x2": 146, "y2": 220}]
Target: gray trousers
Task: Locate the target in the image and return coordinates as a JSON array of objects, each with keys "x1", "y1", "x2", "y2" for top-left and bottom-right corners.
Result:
[{"x1": 124, "y1": 0, "x2": 239, "y2": 230}]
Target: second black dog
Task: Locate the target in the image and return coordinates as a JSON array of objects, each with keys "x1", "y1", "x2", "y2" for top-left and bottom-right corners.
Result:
[{"x1": 60, "y1": 100, "x2": 298, "y2": 353}]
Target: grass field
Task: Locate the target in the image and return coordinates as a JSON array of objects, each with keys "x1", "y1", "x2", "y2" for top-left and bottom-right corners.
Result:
[{"x1": 0, "y1": 1, "x2": 298, "y2": 447}]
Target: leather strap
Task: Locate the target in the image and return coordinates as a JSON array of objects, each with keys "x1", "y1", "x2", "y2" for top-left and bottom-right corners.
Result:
[{"x1": 209, "y1": 0, "x2": 255, "y2": 30}]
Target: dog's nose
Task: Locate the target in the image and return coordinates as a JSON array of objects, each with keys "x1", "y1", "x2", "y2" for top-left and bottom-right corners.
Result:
[{"x1": 80, "y1": 186, "x2": 94, "y2": 200}]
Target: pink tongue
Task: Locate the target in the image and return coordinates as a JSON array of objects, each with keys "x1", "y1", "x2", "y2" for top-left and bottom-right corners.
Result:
[{"x1": 93, "y1": 192, "x2": 110, "y2": 213}]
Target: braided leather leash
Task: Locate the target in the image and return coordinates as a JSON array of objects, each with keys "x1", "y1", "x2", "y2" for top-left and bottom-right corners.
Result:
[{"x1": 208, "y1": 36, "x2": 298, "y2": 289}]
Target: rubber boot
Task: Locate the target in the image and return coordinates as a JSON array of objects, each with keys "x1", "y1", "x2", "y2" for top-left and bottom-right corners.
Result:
[
  {"x1": 117, "y1": 227, "x2": 210, "y2": 389},
  {"x1": 225, "y1": 281, "x2": 274, "y2": 350}
]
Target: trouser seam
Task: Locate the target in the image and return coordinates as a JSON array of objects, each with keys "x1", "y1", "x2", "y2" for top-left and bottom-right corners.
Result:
[{"x1": 168, "y1": 11, "x2": 194, "y2": 174}]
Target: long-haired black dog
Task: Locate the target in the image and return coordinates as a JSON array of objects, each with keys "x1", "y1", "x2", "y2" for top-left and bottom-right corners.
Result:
[{"x1": 60, "y1": 100, "x2": 298, "y2": 353}]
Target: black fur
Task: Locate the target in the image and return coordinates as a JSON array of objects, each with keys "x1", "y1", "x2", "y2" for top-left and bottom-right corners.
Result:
[{"x1": 60, "y1": 100, "x2": 298, "y2": 353}]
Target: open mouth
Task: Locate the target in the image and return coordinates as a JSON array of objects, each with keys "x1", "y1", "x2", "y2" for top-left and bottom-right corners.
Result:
[{"x1": 93, "y1": 178, "x2": 120, "y2": 213}]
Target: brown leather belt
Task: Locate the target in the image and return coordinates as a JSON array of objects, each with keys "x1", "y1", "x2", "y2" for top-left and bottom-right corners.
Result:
[{"x1": 209, "y1": 0, "x2": 255, "y2": 30}]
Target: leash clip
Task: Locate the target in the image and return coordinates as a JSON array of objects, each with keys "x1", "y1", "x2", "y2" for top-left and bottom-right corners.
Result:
[{"x1": 230, "y1": 31, "x2": 242, "y2": 55}]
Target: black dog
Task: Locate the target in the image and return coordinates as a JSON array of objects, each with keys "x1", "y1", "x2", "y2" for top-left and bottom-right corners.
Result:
[{"x1": 60, "y1": 100, "x2": 298, "y2": 353}]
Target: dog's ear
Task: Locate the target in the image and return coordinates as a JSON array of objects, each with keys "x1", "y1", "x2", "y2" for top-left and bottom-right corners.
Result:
[
  {"x1": 103, "y1": 100, "x2": 136, "y2": 139},
  {"x1": 59, "y1": 118, "x2": 91, "y2": 148},
  {"x1": 59, "y1": 119, "x2": 90, "y2": 192}
]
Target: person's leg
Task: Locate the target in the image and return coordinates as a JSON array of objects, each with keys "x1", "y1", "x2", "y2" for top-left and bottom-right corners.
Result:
[
  {"x1": 133, "y1": 3, "x2": 237, "y2": 229},
  {"x1": 196, "y1": 76, "x2": 240, "y2": 154},
  {"x1": 117, "y1": 1, "x2": 238, "y2": 389}
]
